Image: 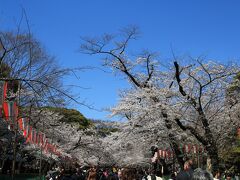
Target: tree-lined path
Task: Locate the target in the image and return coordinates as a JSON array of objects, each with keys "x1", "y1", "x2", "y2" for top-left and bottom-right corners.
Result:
[{"x1": 1, "y1": 1, "x2": 240, "y2": 179}]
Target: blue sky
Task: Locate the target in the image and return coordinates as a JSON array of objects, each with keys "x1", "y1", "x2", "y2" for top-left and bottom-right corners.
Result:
[{"x1": 1, "y1": 0, "x2": 240, "y2": 120}]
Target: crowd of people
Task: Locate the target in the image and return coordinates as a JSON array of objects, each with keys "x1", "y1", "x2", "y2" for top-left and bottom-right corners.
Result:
[
  {"x1": 45, "y1": 159, "x2": 239, "y2": 180},
  {"x1": 172, "y1": 160, "x2": 238, "y2": 180},
  {"x1": 46, "y1": 166, "x2": 143, "y2": 180}
]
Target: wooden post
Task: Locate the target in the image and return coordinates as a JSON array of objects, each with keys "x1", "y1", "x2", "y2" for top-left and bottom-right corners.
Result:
[
  {"x1": 12, "y1": 83, "x2": 21, "y2": 179},
  {"x1": 197, "y1": 145, "x2": 200, "y2": 168},
  {"x1": 1, "y1": 145, "x2": 7, "y2": 174},
  {"x1": 39, "y1": 121, "x2": 44, "y2": 180},
  {"x1": 39, "y1": 146, "x2": 43, "y2": 180},
  {"x1": 12, "y1": 117, "x2": 17, "y2": 180}
]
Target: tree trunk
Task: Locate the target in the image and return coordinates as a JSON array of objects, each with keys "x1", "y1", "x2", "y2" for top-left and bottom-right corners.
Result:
[
  {"x1": 168, "y1": 134, "x2": 184, "y2": 169},
  {"x1": 199, "y1": 113, "x2": 220, "y2": 172},
  {"x1": 1, "y1": 160, "x2": 5, "y2": 174},
  {"x1": 163, "y1": 112, "x2": 184, "y2": 169},
  {"x1": 205, "y1": 143, "x2": 219, "y2": 173}
]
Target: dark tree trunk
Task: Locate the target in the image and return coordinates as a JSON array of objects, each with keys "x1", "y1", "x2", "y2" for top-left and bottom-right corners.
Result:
[
  {"x1": 173, "y1": 61, "x2": 221, "y2": 172},
  {"x1": 163, "y1": 111, "x2": 184, "y2": 169},
  {"x1": 169, "y1": 134, "x2": 184, "y2": 169},
  {"x1": 199, "y1": 113, "x2": 220, "y2": 172},
  {"x1": 208, "y1": 148, "x2": 219, "y2": 172}
]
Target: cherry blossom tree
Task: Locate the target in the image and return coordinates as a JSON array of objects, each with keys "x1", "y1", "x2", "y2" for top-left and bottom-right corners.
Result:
[
  {"x1": 80, "y1": 26, "x2": 240, "y2": 171},
  {"x1": 80, "y1": 26, "x2": 186, "y2": 167},
  {"x1": 172, "y1": 60, "x2": 239, "y2": 171}
]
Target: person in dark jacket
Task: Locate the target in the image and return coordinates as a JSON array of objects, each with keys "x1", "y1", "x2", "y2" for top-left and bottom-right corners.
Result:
[
  {"x1": 176, "y1": 161, "x2": 193, "y2": 180},
  {"x1": 71, "y1": 167, "x2": 85, "y2": 180}
]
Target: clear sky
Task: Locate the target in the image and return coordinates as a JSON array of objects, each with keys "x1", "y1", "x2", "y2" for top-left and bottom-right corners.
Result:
[{"x1": 1, "y1": 0, "x2": 240, "y2": 121}]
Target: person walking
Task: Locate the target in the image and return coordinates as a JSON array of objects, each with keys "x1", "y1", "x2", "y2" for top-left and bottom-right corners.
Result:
[
  {"x1": 176, "y1": 161, "x2": 193, "y2": 180},
  {"x1": 87, "y1": 167, "x2": 97, "y2": 180}
]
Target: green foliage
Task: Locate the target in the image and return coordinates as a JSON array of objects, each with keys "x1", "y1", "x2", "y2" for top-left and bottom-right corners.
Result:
[
  {"x1": 234, "y1": 72, "x2": 240, "y2": 81},
  {"x1": 221, "y1": 137, "x2": 240, "y2": 174},
  {"x1": 96, "y1": 125, "x2": 119, "y2": 137},
  {"x1": 0, "y1": 63, "x2": 11, "y2": 78},
  {"x1": 0, "y1": 63, "x2": 19, "y2": 93},
  {"x1": 7, "y1": 80, "x2": 19, "y2": 93},
  {"x1": 43, "y1": 106, "x2": 93, "y2": 130},
  {"x1": 228, "y1": 72, "x2": 240, "y2": 93}
]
